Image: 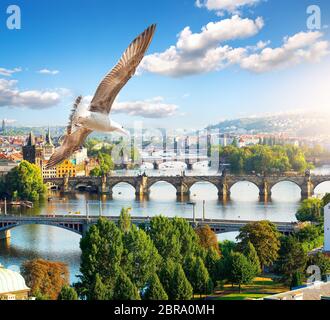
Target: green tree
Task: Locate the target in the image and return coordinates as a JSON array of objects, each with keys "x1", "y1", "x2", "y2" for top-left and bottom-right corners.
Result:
[
  {"x1": 308, "y1": 252, "x2": 330, "y2": 281},
  {"x1": 89, "y1": 167, "x2": 102, "y2": 177},
  {"x1": 118, "y1": 208, "x2": 132, "y2": 233},
  {"x1": 57, "y1": 286, "x2": 79, "y2": 300},
  {"x1": 113, "y1": 271, "x2": 141, "y2": 300},
  {"x1": 172, "y1": 217, "x2": 204, "y2": 261},
  {"x1": 205, "y1": 248, "x2": 221, "y2": 284},
  {"x1": 79, "y1": 218, "x2": 123, "y2": 299},
  {"x1": 241, "y1": 241, "x2": 261, "y2": 275},
  {"x1": 158, "y1": 259, "x2": 176, "y2": 296},
  {"x1": 237, "y1": 221, "x2": 281, "y2": 269},
  {"x1": 89, "y1": 274, "x2": 113, "y2": 300},
  {"x1": 121, "y1": 225, "x2": 161, "y2": 290},
  {"x1": 296, "y1": 198, "x2": 324, "y2": 223},
  {"x1": 98, "y1": 152, "x2": 114, "y2": 174},
  {"x1": 219, "y1": 241, "x2": 237, "y2": 257},
  {"x1": 228, "y1": 252, "x2": 255, "y2": 293},
  {"x1": 148, "y1": 216, "x2": 181, "y2": 262},
  {"x1": 291, "y1": 272, "x2": 303, "y2": 290},
  {"x1": 275, "y1": 236, "x2": 307, "y2": 283},
  {"x1": 2, "y1": 160, "x2": 46, "y2": 201},
  {"x1": 144, "y1": 274, "x2": 168, "y2": 300},
  {"x1": 170, "y1": 263, "x2": 193, "y2": 300},
  {"x1": 190, "y1": 257, "x2": 213, "y2": 297}
]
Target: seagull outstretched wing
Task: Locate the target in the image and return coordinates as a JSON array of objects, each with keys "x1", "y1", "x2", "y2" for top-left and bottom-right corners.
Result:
[
  {"x1": 46, "y1": 127, "x2": 92, "y2": 169},
  {"x1": 46, "y1": 24, "x2": 156, "y2": 168},
  {"x1": 89, "y1": 24, "x2": 156, "y2": 114}
]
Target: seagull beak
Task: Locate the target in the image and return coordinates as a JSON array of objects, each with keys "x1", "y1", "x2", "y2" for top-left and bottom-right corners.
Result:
[{"x1": 117, "y1": 127, "x2": 130, "y2": 137}]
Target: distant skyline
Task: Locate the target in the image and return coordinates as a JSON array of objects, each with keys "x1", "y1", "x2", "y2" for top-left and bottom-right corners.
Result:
[{"x1": 0, "y1": 0, "x2": 329, "y2": 129}]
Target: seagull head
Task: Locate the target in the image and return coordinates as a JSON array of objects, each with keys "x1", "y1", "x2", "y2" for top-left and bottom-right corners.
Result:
[{"x1": 111, "y1": 120, "x2": 130, "y2": 136}]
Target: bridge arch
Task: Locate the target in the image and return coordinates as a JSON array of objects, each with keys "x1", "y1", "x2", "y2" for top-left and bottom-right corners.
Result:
[
  {"x1": 313, "y1": 180, "x2": 330, "y2": 195},
  {"x1": 74, "y1": 182, "x2": 99, "y2": 192},
  {"x1": 111, "y1": 182, "x2": 136, "y2": 198},
  {"x1": 111, "y1": 181, "x2": 136, "y2": 190},
  {"x1": 189, "y1": 181, "x2": 220, "y2": 199},
  {"x1": 270, "y1": 179, "x2": 303, "y2": 191},
  {"x1": 148, "y1": 180, "x2": 178, "y2": 197},
  {"x1": 0, "y1": 221, "x2": 84, "y2": 237},
  {"x1": 228, "y1": 179, "x2": 260, "y2": 190}
]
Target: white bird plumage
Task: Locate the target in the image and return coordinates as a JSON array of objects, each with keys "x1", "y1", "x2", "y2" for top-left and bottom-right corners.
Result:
[{"x1": 46, "y1": 24, "x2": 156, "y2": 169}]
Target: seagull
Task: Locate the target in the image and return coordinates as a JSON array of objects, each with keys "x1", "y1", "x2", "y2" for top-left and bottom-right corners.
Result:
[{"x1": 46, "y1": 24, "x2": 157, "y2": 169}]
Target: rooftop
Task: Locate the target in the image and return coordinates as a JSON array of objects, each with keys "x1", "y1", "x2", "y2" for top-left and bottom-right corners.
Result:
[{"x1": 264, "y1": 281, "x2": 330, "y2": 301}]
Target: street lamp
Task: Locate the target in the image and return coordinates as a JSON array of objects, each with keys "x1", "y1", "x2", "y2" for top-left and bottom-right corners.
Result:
[
  {"x1": 202, "y1": 200, "x2": 206, "y2": 221},
  {"x1": 187, "y1": 201, "x2": 197, "y2": 224},
  {"x1": 86, "y1": 200, "x2": 89, "y2": 219},
  {"x1": 99, "y1": 200, "x2": 103, "y2": 217}
]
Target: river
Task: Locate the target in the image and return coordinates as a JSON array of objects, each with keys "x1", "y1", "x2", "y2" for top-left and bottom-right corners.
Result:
[{"x1": 1, "y1": 165, "x2": 330, "y2": 283}]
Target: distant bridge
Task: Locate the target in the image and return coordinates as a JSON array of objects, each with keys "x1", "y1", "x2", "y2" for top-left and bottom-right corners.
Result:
[
  {"x1": 44, "y1": 172, "x2": 330, "y2": 199},
  {"x1": 141, "y1": 154, "x2": 209, "y2": 170},
  {"x1": 0, "y1": 215, "x2": 296, "y2": 240}
]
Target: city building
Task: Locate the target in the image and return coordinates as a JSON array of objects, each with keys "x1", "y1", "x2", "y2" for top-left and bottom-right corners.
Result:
[
  {"x1": 56, "y1": 159, "x2": 77, "y2": 178},
  {"x1": 0, "y1": 264, "x2": 30, "y2": 300},
  {"x1": 0, "y1": 160, "x2": 17, "y2": 177},
  {"x1": 22, "y1": 132, "x2": 37, "y2": 164}
]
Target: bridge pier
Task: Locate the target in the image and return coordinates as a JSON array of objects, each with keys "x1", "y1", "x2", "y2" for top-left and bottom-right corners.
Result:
[
  {"x1": 100, "y1": 176, "x2": 112, "y2": 194},
  {"x1": 218, "y1": 183, "x2": 230, "y2": 200},
  {"x1": 301, "y1": 181, "x2": 314, "y2": 199},
  {"x1": 176, "y1": 183, "x2": 190, "y2": 197},
  {"x1": 0, "y1": 230, "x2": 11, "y2": 240},
  {"x1": 135, "y1": 175, "x2": 150, "y2": 197},
  {"x1": 259, "y1": 181, "x2": 272, "y2": 199}
]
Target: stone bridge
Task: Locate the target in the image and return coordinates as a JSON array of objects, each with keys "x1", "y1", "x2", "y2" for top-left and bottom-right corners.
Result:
[
  {"x1": 141, "y1": 155, "x2": 209, "y2": 170},
  {"x1": 44, "y1": 172, "x2": 330, "y2": 199},
  {"x1": 0, "y1": 215, "x2": 296, "y2": 240}
]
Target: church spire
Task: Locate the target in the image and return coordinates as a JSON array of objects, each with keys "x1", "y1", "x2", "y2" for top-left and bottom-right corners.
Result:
[
  {"x1": 27, "y1": 131, "x2": 35, "y2": 146},
  {"x1": 45, "y1": 127, "x2": 53, "y2": 146}
]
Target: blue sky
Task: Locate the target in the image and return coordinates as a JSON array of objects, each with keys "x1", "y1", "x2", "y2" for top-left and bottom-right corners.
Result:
[{"x1": 0, "y1": 0, "x2": 330, "y2": 129}]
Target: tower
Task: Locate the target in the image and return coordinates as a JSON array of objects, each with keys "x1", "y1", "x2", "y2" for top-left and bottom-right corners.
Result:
[
  {"x1": 43, "y1": 127, "x2": 55, "y2": 160},
  {"x1": 22, "y1": 131, "x2": 36, "y2": 164},
  {"x1": 1, "y1": 119, "x2": 5, "y2": 134}
]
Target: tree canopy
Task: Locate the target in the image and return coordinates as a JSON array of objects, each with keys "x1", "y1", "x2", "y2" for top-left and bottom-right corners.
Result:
[
  {"x1": 0, "y1": 160, "x2": 46, "y2": 201},
  {"x1": 212, "y1": 144, "x2": 312, "y2": 174},
  {"x1": 237, "y1": 221, "x2": 281, "y2": 269},
  {"x1": 21, "y1": 259, "x2": 69, "y2": 300}
]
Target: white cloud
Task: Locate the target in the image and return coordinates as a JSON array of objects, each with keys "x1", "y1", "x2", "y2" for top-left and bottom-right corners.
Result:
[
  {"x1": 139, "y1": 15, "x2": 264, "y2": 77},
  {"x1": 196, "y1": 0, "x2": 262, "y2": 14},
  {"x1": 112, "y1": 97, "x2": 178, "y2": 118},
  {"x1": 239, "y1": 31, "x2": 330, "y2": 73},
  {"x1": 81, "y1": 96, "x2": 178, "y2": 119},
  {"x1": 0, "y1": 78, "x2": 64, "y2": 109},
  {"x1": 140, "y1": 16, "x2": 329, "y2": 77},
  {"x1": 0, "y1": 67, "x2": 22, "y2": 77},
  {"x1": 38, "y1": 69, "x2": 60, "y2": 75}
]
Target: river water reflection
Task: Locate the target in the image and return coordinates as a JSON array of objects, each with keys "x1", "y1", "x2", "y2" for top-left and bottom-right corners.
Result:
[{"x1": 1, "y1": 166, "x2": 330, "y2": 283}]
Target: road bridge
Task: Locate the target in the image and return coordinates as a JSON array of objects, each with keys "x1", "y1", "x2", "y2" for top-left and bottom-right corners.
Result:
[{"x1": 0, "y1": 215, "x2": 296, "y2": 239}]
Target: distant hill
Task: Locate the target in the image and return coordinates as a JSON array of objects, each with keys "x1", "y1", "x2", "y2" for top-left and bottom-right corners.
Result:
[{"x1": 207, "y1": 111, "x2": 330, "y2": 137}]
